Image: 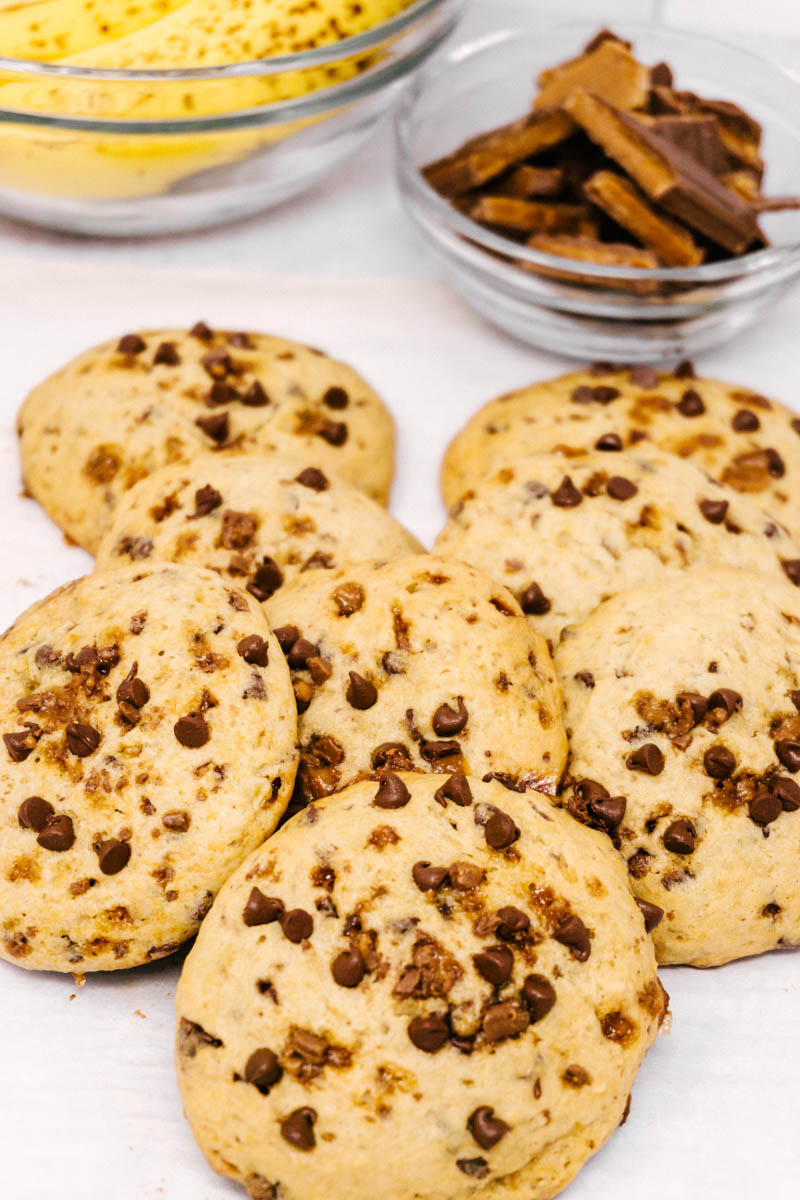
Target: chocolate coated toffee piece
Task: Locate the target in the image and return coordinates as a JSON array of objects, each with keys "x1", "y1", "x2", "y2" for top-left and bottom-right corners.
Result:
[
  {"x1": 0, "y1": 564, "x2": 298, "y2": 972},
  {"x1": 423, "y1": 28, "x2": 797, "y2": 278},
  {"x1": 265, "y1": 555, "x2": 567, "y2": 819},
  {"x1": 440, "y1": 364, "x2": 800, "y2": 544},
  {"x1": 18, "y1": 325, "x2": 396, "y2": 553},
  {"x1": 176, "y1": 774, "x2": 666, "y2": 1200},
  {"x1": 434, "y1": 448, "x2": 800, "y2": 643},
  {"x1": 557, "y1": 567, "x2": 800, "y2": 967}
]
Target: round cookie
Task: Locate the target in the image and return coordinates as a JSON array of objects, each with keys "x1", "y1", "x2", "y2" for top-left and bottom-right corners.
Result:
[
  {"x1": 95, "y1": 452, "x2": 422, "y2": 600},
  {"x1": 440, "y1": 364, "x2": 800, "y2": 540},
  {"x1": 264, "y1": 555, "x2": 568, "y2": 812},
  {"x1": 175, "y1": 773, "x2": 666, "y2": 1200},
  {"x1": 18, "y1": 324, "x2": 395, "y2": 553},
  {"x1": 435, "y1": 449, "x2": 800, "y2": 644},
  {"x1": 0, "y1": 563, "x2": 298, "y2": 973},
  {"x1": 556, "y1": 567, "x2": 800, "y2": 967}
]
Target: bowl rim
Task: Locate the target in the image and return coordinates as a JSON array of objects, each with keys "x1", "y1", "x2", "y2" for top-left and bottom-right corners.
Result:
[
  {"x1": 396, "y1": 20, "x2": 800, "y2": 283},
  {"x1": 0, "y1": 0, "x2": 448, "y2": 80},
  {"x1": 0, "y1": 0, "x2": 463, "y2": 132}
]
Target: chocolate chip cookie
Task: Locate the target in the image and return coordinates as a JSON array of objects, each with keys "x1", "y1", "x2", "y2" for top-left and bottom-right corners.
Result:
[
  {"x1": 435, "y1": 448, "x2": 800, "y2": 643},
  {"x1": 18, "y1": 325, "x2": 395, "y2": 553},
  {"x1": 95, "y1": 451, "x2": 421, "y2": 598},
  {"x1": 441, "y1": 364, "x2": 800, "y2": 540},
  {"x1": 264, "y1": 555, "x2": 567, "y2": 814},
  {"x1": 0, "y1": 563, "x2": 298, "y2": 972},
  {"x1": 176, "y1": 773, "x2": 666, "y2": 1200},
  {"x1": 557, "y1": 567, "x2": 800, "y2": 966}
]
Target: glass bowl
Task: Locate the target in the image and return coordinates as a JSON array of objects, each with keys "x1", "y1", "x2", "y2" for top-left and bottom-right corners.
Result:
[
  {"x1": 396, "y1": 22, "x2": 800, "y2": 361},
  {"x1": 0, "y1": 0, "x2": 464, "y2": 237}
]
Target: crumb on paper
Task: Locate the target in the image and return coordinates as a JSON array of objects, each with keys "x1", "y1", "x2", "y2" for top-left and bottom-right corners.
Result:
[{"x1": 135, "y1": 1009, "x2": 146, "y2": 1019}]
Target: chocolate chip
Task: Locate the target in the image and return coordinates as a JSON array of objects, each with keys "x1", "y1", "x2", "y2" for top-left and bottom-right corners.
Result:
[
  {"x1": 773, "y1": 777, "x2": 800, "y2": 811},
  {"x1": 117, "y1": 663, "x2": 150, "y2": 711},
  {"x1": 607, "y1": 476, "x2": 638, "y2": 501},
  {"x1": 434, "y1": 773, "x2": 473, "y2": 807},
  {"x1": 627, "y1": 743, "x2": 664, "y2": 775},
  {"x1": 190, "y1": 321, "x2": 213, "y2": 340},
  {"x1": 287, "y1": 637, "x2": 317, "y2": 668},
  {"x1": 592, "y1": 386, "x2": 620, "y2": 404},
  {"x1": 781, "y1": 560, "x2": 800, "y2": 587},
  {"x1": 243, "y1": 888, "x2": 284, "y2": 927},
  {"x1": 371, "y1": 743, "x2": 413, "y2": 771},
  {"x1": 674, "y1": 359, "x2": 696, "y2": 379},
  {"x1": 162, "y1": 811, "x2": 190, "y2": 832},
  {"x1": 495, "y1": 906, "x2": 530, "y2": 942},
  {"x1": 373, "y1": 772, "x2": 410, "y2": 809},
  {"x1": 228, "y1": 331, "x2": 252, "y2": 348},
  {"x1": 663, "y1": 818, "x2": 697, "y2": 855},
  {"x1": 630, "y1": 365, "x2": 659, "y2": 388},
  {"x1": 574, "y1": 671, "x2": 595, "y2": 688},
  {"x1": 707, "y1": 689, "x2": 742, "y2": 720},
  {"x1": 635, "y1": 897, "x2": 664, "y2": 932},
  {"x1": 703, "y1": 745, "x2": 735, "y2": 779},
  {"x1": 346, "y1": 671, "x2": 377, "y2": 710},
  {"x1": 595, "y1": 432, "x2": 623, "y2": 451},
  {"x1": 432, "y1": 698, "x2": 468, "y2": 736},
  {"x1": 323, "y1": 386, "x2": 349, "y2": 409},
  {"x1": 191, "y1": 484, "x2": 223, "y2": 518},
  {"x1": 3, "y1": 729, "x2": 38, "y2": 762},
  {"x1": 332, "y1": 583, "x2": 365, "y2": 617},
  {"x1": 554, "y1": 915, "x2": 591, "y2": 961},
  {"x1": 201, "y1": 349, "x2": 233, "y2": 379},
  {"x1": 766, "y1": 449, "x2": 785, "y2": 478},
  {"x1": 775, "y1": 738, "x2": 800, "y2": 772},
  {"x1": 18, "y1": 796, "x2": 54, "y2": 831},
  {"x1": 241, "y1": 381, "x2": 269, "y2": 407},
  {"x1": 676, "y1": 692, "x2": 708, "y2": 724},
  {"x1": 195, "y1": 412, "x2": 229, "y2": 443},
  {"x1": 37, "y1": 814, "x2": 75, "y2": 852},
  {"x1": 551, "y1": 475, "x2": 582, "y2": 507},
  {"x1": 207, "y1": 380, "x2": 238, "y2": 406},
  {"x1": 66, "y1": 722, "x2": 101, "y2": 758},
  {"x1": 280, "y1": 909, "x2": 313, "y2": 943},
  {"x1": 482, "y1": 1000, "x2": 529, "y2": 1042},
  {"x1": 295, "y1": 468, "x2": 329, "y2": 492},
  {"x1": 468, "y1": 1107, "x2": 509, "y2": 1150},
  {"x1": 237, "y1": 635, "x2": 268, "y2": 667},
  {"x1": 732, "y1": 409, "x2": 760, "y2": 432},
  {"x1": 449, "y1": 861, "x2": 485, "y2": 891},
  {"x1": 97, "y1": 838, "x2": 131, "y2": 875},
  {"x1": 457, "y1": 1158, "x2": 489, "y2": 1179},
  {"x1": 174, "y1": 713, "x2": 209, "y2": 748},
  {"x1": 420, "y1": 740, "x2": 461, "y2": 763},
  {"x1": 519, "y1": 582, "x2": 551, "y2": 615},
  {"x1": 153, "y1": 341, "x2": 180, "y2": 366},
  {"x1": 280, "y1": 1107, "x2": 316, "y2": 1151},
  {"x1": 590, "y1": 795, "x2": 626, "y2": 830},
  {"x1": 315, "y1": 420, "x2": 347, "y2": 446},
  {"x1": 677, "y1": 388, "x2": 705, "y2": 417},
  {"x1": 699, "y1": 498, "x2": 729, "y2": 525},
  {"x1": 117, "y1": 333, "x2": 145, "y2": 355},
  {"x1": 244, "y1": 1048, "x2": 282, "y2": 1093},
  {"x1": 412, "y1": 862, "x2": 449, "y2": 892},
  {"x1": 331, "y1": 947, "x2": 366, "y2": 988},
  {"x1": 484, "y1": 810, "x2": 520, "y2": 850},
  {"x1": 571, "y1": 385, "x2": 595, "y2": 404},
  {"x1": 473, "y1": 945, "x2": 513, "y2": 987},
  {"x1": 521, "y1": 974, "x2": 556, "y2": 1022},
  {"x1": 749, "y1": 792, "x2": 782, "y2": 827},
  {"x1": 408, "y1": 1013, "x2": 449, "y2": 1053},
  {"x1": 248, "y1": 558, "x2": 283, "y2": 602}
]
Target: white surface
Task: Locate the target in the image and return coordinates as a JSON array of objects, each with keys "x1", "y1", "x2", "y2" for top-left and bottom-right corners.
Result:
[{"x1": 0, "y1": 257, "x2": 799, "y2": 1199}]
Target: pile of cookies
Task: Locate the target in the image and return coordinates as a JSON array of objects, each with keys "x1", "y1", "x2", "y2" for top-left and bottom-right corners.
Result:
[{"x1": 3, "y1": 326, "x2": 798, "y2": 1200}]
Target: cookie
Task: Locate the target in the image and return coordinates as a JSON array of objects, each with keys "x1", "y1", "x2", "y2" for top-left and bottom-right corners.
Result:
[
  {"x1": 18, "y1": 325, "x2": 395, "y2": 553},
  {"x1": 264, "y1": 555, "x2": 567, "y2": 813},
  {"x1": 176, "y1": 773, "x2": 666, "y2": 1200},
  {"x1": 435, "y1": 449, "x2": 800, "y2": 643},
  {"x1": 556, "y1": 567, "x2": 800, "y2": 967},
  {"x1": 0, "y1": 563, "x2": 298, "y2": 972},
  {"x1": 440, "y1": 364, "x2": 800, "y2": 540},
  {"x1": 94, "y1": 451, "x2": 422, "y2": 600}
]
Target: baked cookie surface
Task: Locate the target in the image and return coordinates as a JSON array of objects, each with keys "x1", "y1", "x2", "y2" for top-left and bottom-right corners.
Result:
[
  {"x1": 176, "y1": 773, "x2": 665, "y2": 1200},
  {"x1": 556, "y1": 567, "x2": 800, "y2": 967},
  {"x1": 435, "y1": 449, "x2": 800, "y2": 643},
  {"x1": 264, "y1": 555, "x2": 568, "y2": 813},
  {"x1": 18, "y1": 325, "x2": 395, "y2": 553},
  {"x1": 95, "y1": 451, "x2": 421, "y2": 598},
  {"x1": 0, "y1": 563, "x2": 298, "y2": 972},
  {"x1": 441, "y1": 365, "x2": 800, "y2": 540}
]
